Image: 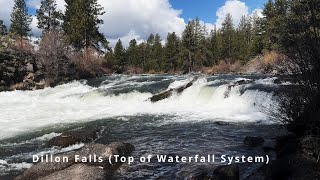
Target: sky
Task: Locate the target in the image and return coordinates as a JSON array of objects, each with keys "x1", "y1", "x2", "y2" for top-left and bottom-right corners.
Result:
[{"x1": 0, "y1": 0, "x2": 266, "y2": 47}]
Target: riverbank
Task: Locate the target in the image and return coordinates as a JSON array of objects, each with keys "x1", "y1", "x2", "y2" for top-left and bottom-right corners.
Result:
[{"x1": 0, "y1": 48, "x2": 293, "y2": 93}]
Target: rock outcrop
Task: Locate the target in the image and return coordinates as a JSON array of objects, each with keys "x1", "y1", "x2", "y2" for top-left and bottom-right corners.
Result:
[
  {"x1": 212, "y1": 164, "x2": 240, "y2": 180},
  {"x1": 15, "y1": 142, "x2": 135, "y2": 180},
  {"x1": 0, "y1": 50, "x2": 45, "y2": 91},
  {"x1": 149, "y1": 77, "x2": 198, "y2": 102}
]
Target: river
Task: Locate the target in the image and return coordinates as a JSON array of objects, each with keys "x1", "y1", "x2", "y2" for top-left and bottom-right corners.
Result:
[{"x1": 0, "y1": 74, "x2": 289, "y2": 179}]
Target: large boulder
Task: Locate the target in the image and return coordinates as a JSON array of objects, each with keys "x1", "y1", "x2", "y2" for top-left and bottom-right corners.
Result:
[
  {"x1": 15, "y1": 142, "x2": 135, "y2": 180},
  {"x1": 39, "y1": 164, "x2": 106, "y2": 180},
  {"x1": 48, "y1": 129, "x2": 101, "y2": 148},
  {"x1": 15, "y1": 152, "x2": 77, "y2": 180},
  {"x1": 211, "y1": 164, "x2": 239, "y2": 180}
]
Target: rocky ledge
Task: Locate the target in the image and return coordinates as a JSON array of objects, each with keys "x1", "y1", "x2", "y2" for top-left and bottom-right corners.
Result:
[
  {"x1": 15, "y1": 142, "x2": 135, "y2": 180},
  {"x1": 15, "y1": 128, "x2": 134, "y2": 180},
  {"x1": 0, "y1": 50, "x2": 46, "y2": 91}
]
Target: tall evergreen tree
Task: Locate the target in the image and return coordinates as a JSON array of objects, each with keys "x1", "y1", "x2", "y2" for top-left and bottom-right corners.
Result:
[
  {"x1": 0, "y1": 20, "x2": 7, "y2": 35},
  {"x1": 209, "y1": 27, "x2": 222, "y2": 65},
  {"x1": 36, "y1": 0, "x2": 62, "y2": 32},
  {"x1": 127, "y1": 39, "x2": 140, "y2": 67},
  {"x1": 182, "y1": 20, "x2": 196, "y2": 72},
  {"x1": 63, "y1": 0, "x2": 105, "y2": 52},
  {"x1": 236, "y1": 15, "x2": 252, "y2": 63},
  {"x1": 144, "y1": 34, "x2": 156, "y2": 71},
  {"x1": 165, "y1": 32, "x2": 180, "y2": 72},
  {"x1": 113, "y1": 39, "x2": 126, "y2": 72},
  {"x1": 221, "y1": 13, "x2": 235, "y2": 62},
  {"x1": 153, "y1": 34, "x2": 163, "y2": 71},
  {"x1": 10, "y1": 0, "x2": 32, "y2": 42}
]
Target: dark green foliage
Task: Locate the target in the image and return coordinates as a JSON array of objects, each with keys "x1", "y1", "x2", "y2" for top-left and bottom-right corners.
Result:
[
  {"x1": 63, "y1": 0, "x2": 105, "y2": 50},
  {"x1": 264, "y1": 0, "x2": 320, "y2": 136},
  {"x1": 164, "y1": 32, "x2": 180, "y2": 72},
  {"x1": 36, "y1": 0, "x2": 63, "y2": 32},
  {"x1": 181, "y1": 18, "x2": 207, "y2": 72},
  {"x1": 153, "y1": 34, "x2": 164, "y2": 71},
  {"x1": 10, "y1": 0, "x2": 32, "y2": 37},
  {"x1": 220, "y1": 13, "x2": 236, "y2": 63},
  {"x1": 127, "y1": 39, "x2": 140, "y2": 67},
  {"x1": 113, "y1": 39, "x2": 126, "y2": 73},
  {"x1": 0, "y1": 20, "x2": 7, "y2": 35}
]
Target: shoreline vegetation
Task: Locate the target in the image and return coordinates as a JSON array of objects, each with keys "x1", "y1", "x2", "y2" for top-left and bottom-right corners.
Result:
[{"x1": 1, "y1": 0, "x2": 320, "y2": 179}]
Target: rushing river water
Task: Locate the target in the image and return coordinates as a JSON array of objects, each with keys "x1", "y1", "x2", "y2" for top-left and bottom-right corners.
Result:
[{"x1": 0, "y1": 74, "x2": 289, "y2": 179}]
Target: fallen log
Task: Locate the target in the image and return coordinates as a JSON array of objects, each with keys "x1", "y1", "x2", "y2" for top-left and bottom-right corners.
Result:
[{"x1": 149, "y1": 77, "x2": 198, "y2": 102}]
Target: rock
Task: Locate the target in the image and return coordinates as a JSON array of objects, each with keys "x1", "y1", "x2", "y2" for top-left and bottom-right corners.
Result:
[
  {"x1": 15, "y1": 152, "x2": 77, "y2": 180},
  {"x1": 211, "y1": 164, "x2": 239, "y2": 180},
  {"x1": 34, "y1": 70, "x2": 45, "y2": 82},
  {"x1": 149, "y1": 77, "x2": 198, "y2": 102},
  {"x1": 26, "y1": 63, "x2": 34, "y2": 72},
  {"x1": 266, "y1": 155, "x2": 320, "y2": 180},
  {"x1": 300, "y1": 136, "x2": 320, "y2": 161},
  {"x1": 0, "y1": 86, "x2": 10, "y2": 92},
  {"x1": 81, "y1": 142, "x2": 135, "y2": 172},
  {"x1": 149, "y1": 89, "x2": 174, "y2": 102},
  {"x1": 48, "y1": 129, "x2": 101, "y2": 148},
  {"x1": 214, "y1": 121, "x2": 231, "y2": 126},
  {"x1": 24, "y1": 73, "x2": 35, "y2": 81},
  {"x1": 244, "y1": 136, "x2": 265, "y2": 147},
  {"x1": 186, "y1": 168, "x2": 208, "y2": 180},
  {"x1": 273, "y1": 78, "x2": 281, "y2": 84},
  {"x1": 10, "y1": 82, "x2": 34, "y2": 91},
  {"x1": 16, "y1": 142, "x2": 135, "y2": 180},
  {"x1": 39, "y1": 164, "x2": 106, "y2": 180}
]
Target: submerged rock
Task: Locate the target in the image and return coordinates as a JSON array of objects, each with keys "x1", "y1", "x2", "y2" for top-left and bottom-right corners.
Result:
[
  {"x1": 186, "y1": 167, "x2": 208, "y2": 180},
  {"x1": 15, "y1": 142, "x2": 134, "y2": 180},
  {"x1": 211, "y1": 164, "x2": 239, "y2": 180},
  {"x1": 48, "y1": 129, "x2": 101, "y2": 148},
  {"x1": 244, "y1": 136, "x2": 265, "y2": 147}
]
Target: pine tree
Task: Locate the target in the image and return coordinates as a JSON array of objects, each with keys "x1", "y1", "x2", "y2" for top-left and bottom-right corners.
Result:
[
  {"x1": 10, "y1": 0, "x2": 32, "y2": 45},
  {"x1": 209, "y1": 27, "x2": 222, "y2": 65},
  {"x1": 164, "y1": 32, "x2": 180, "y2": 72},
  {"x1": 0, "y1": 20, "x2": 7, "y2": 35},
  {"x1": 113, "y1": 39, "x2": 126, "y2": 73},
  {"x1": 181, "y1": 18, "x2": 207, "y2": 72},
  {"x1": 236, "y1": 15, "x2": 252, "y2": 63},
  {"x1": 127, "y1": 39, "x2": 140, "y2": 67},
  {"x1": 221, "y1": 13, "x2": 236, "y2": 62},
  {"x1": 182, "y1": 20, "x2": 196, "y2": 72},
  {"x1": 63, "y1": 0, "x2": 105, "y2": 52},
  {"x1": 144, "y1": 34, "x2": 156, "y2": 71},
  {"x1": 36, "y1": 0, "x2": 62, "y2": 32},
  {"x1": 153, "y1": 34, "x2": 163, "y2": 71}
]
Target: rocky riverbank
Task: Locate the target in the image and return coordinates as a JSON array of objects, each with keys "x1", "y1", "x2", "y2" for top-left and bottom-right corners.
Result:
[
  {"x1": 15, "y1": 129, "x2": 135, "y2": 180},
  {"x1": 0, "y1": 50, "x2": 46, "y2": 91},
  {"x1": 246, "y1": 134, "x2": 320, "y2": 180}
]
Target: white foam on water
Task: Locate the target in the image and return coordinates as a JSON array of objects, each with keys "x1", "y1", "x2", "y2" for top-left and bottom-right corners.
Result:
[
  {"x1": 0, "y1": 76, "x2": 280, "y2": 140},
  {"x1": 8, "y1": 143, "x2": 85, "y2": 161},
  {"x1": 0, "y1": 160, "x2": 32, "y2": 172}
]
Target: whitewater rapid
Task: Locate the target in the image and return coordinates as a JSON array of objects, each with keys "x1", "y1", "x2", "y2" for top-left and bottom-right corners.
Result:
[{"x1": 0, "y1": 75, "x2": 281, "y2": 140}]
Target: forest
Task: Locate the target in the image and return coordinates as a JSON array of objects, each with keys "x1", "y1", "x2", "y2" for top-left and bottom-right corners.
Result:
[{"x1": 1, "y1": 0, "x2": 282, "y2": 77}]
